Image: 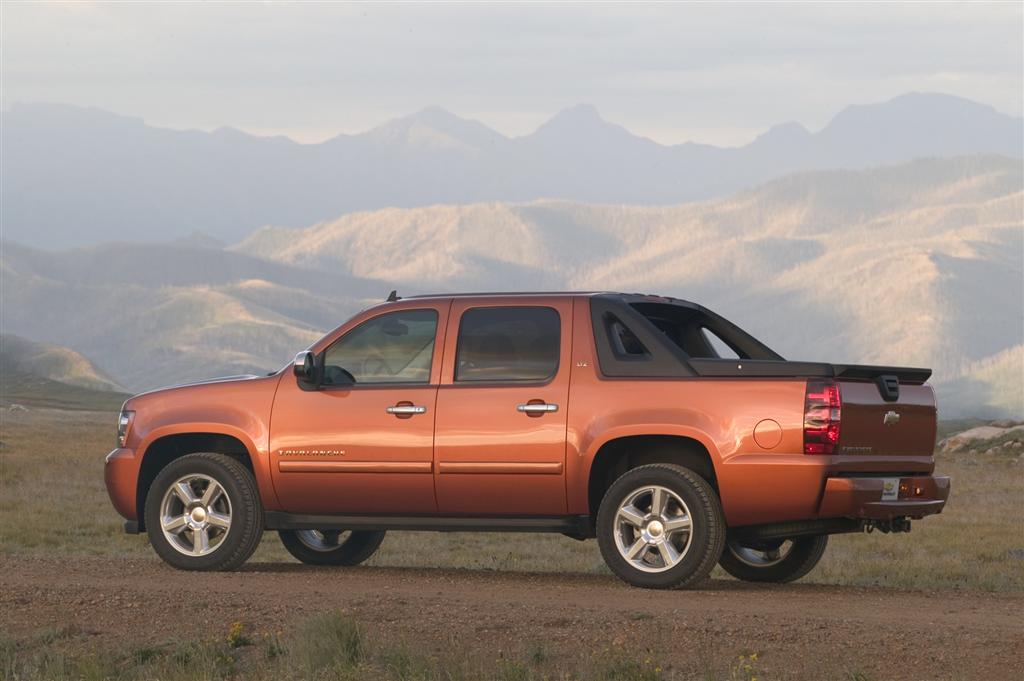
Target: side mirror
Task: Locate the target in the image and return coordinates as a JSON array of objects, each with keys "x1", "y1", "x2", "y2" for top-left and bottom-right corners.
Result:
[{"x1": 293, "y1": 351, "x2": 318, "y2": 385}]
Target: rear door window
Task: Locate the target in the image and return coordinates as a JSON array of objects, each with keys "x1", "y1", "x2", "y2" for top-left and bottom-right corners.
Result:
[{"x1": 455, "y1": 307, "x2": 560, "y2": 383}]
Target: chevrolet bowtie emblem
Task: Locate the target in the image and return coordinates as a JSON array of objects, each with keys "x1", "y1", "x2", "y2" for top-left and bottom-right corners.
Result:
[{"x1": 883, "y1": 410, "x2": 901, "y2": 426}]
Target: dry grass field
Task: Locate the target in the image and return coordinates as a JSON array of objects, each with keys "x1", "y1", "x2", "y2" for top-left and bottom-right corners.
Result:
[{"x1": 1, "y1": 407, "x2": 1022, "y2": 680}]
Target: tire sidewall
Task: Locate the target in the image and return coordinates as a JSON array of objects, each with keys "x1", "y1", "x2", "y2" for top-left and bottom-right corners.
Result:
[
  {"x1": 278, "y1": 529, "x2": 386, "y2": 566},
  {"x1": 145, "y1": 453, "x2": 262, "y2": 571},
  {"x1": 597, "y1": 464, "x2": 724, "y2": 589},
  {"x1": 719, "y1": 535, "x2": 829, "y2": 583}
]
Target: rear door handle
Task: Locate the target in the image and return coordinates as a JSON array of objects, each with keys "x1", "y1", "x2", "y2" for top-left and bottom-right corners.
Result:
[
  {"x1": 516, "y1": 403, "x2": 559, "y2": 414},
  {"x1": 386, "y1": 405, "x2": 427, "y2": 415}
]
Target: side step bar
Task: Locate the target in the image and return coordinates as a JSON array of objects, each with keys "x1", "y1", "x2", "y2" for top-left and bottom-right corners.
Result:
[{"x1": 265, "y1": 511, "x2": 592, "y2": 537}]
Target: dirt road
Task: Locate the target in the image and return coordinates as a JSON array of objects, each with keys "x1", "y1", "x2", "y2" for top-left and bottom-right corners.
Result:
[{"x1": 1, "y1": 554, "x2": 1020, "y2": 680}]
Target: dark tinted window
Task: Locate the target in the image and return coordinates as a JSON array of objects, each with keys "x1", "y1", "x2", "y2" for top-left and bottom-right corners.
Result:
[
  {"x1": 323, "y1": 309, "x2": 437, "y2": 385},
  {"x1": 608, "y1": 316, "x2": 650, "y2": 358},
  {"x1": 455, "y1": 307, "x2": 560, "y2": 382}
]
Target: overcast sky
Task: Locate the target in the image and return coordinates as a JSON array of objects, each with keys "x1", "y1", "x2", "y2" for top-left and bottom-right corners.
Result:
[{"x1": 2, "y1": 2, "x2": 1021, "y2": 146}]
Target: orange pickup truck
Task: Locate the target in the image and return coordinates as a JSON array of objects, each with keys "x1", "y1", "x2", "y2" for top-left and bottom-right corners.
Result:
[{"x1": 105, "y1": 292, "x2": 949, "y2": 589}]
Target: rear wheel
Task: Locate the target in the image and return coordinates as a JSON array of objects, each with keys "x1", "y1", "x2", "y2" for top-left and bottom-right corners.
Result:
[
  {"x1": 278, "y1": 529, "x2": 386, "y2": 566},
  {"x1": 144, "y1": 453, "x2": 264, "y2": 571},
  {"x1": 596, "y1": 463, "x2": 725, "y2": 589},
  {"x1": 719, "y1": 535, "x2": 828, "y2": 583}
]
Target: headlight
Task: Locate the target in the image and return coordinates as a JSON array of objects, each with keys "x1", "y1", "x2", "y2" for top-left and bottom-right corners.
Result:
[{"x1": 117, "y1": 409, "x2": 135, "y2": 447}]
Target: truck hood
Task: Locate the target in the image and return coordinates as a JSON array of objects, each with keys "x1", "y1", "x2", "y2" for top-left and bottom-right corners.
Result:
[
  {"x1": 165, "y1": 374, "x2": 264, "y2": 389},
  {"x1": 124, "y1": 373, "x2": 275, "y2": 409}
]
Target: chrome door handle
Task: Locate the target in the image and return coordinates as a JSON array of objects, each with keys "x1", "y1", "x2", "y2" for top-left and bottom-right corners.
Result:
[
  {"x1": 386, "y1": 405, "x2": 427, "y2": 415},
  {"x1": 516, "y1": 403, "x2": 559, "y2": 414}
]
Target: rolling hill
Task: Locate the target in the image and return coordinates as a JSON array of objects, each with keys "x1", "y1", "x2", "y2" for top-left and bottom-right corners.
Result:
[
  {"x1": 3, "y1": 93, "x2": 1021, "y2": 248},
  {"x1": 0, "y1": 335, "x2": 130, "y2": 410},
  {"x1": 0, "y1": 244, "x2": 387, "y2": 390},
  {"x1": 2, "y1": 155, "x2": 1021, "y2": 417}
]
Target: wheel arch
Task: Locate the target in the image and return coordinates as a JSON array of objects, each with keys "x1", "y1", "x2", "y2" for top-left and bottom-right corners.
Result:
[
  {"x1": 586, "y1": 432, "x2": 721, "y2": 522},
  {"x1": 135, "y1": 430, "x2": 257, "y2": 532}
]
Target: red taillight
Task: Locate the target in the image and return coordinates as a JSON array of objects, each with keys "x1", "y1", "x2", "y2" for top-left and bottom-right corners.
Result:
[{"x1": 804, "y1": 380, "x2": 841, "y2": 455}]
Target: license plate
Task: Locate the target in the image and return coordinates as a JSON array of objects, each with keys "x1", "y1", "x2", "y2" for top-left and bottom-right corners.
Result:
[{"x1": 881, "y1": 477, "x2": 900, "y2": 501}]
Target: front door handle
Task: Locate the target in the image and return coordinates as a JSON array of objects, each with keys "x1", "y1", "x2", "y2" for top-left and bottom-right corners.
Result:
[
  {"x1": 386, "y1": 404, "x2": 427, "y2": 415},
  {"x1": 516, "y1": 403, "x2": 559, "y2": 414}
]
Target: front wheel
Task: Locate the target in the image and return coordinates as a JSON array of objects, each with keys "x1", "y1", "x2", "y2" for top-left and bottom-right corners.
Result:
[
  {"x1": 144, "y1": 453, "x2": 264, "y2": 571},
  {"x1": 279, "y1": 529, "x2": 386, "y2": 566},
  {"x1": 719, "y1": 535, "x2": 828, "y2": 583},
  {"x1": 596, "y1": 463, "x2": 726, "y2": 589}
]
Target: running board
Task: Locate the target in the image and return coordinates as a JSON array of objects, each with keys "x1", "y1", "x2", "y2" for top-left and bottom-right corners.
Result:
[{"x1": 265, "y1": 511, "x2": 591, "y2": 537}]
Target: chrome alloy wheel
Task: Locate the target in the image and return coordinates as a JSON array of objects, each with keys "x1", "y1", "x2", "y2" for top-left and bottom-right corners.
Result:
[
  {"x1": 159, "y1": 474, "x2": 232, "y2": 556},
  {"x1": 613, "y1": 485, "x2": 693, "y2": 573},
  {"x1": 727, "y1": 540, "x2": 793, "y2": 568},
  {"x1": 295, "y1": 529, "x2": 351, "y2": 552}
]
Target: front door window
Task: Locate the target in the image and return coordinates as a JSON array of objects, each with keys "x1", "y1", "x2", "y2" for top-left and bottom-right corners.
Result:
[{"x1": 323, "y1": 309, "x2": 438, "y2": 385}]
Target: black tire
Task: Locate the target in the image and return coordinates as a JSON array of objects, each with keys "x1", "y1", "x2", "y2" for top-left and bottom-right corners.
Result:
[
  {"x1": 719, "y1": 535, "x2": 828, "y2": 583},
  {"x1": 278, "y1": 529, "x2": 386, "y2": 566},
  {"x1": 596, "y1": 463, "x2": 725, "y2": 589},
  {"x1": 144, "y1": 453, "x2": 264, "y2": 571}
]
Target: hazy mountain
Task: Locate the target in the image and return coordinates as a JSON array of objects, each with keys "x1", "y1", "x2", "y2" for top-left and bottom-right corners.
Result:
[
  {"x1": 2, "y1": 154, "x2": 1020, "y2": 417},
  {"x1": 0, "y1": 243, "x2": 388, "y2": 390},
  {"x1": 3, "y1": 93, "x2": 1021, "y2": 249},
  {"x1": 0, "y1": 335, "x2": 130, "y2": 410},
  {"x1": 937, "y1": 346, "x2": 1023, "y2": 422},
  {"x1": 235, "y1": 154, "x2": 1023, "y2": 418},
  {"x1": 0, "y1": 334, "x2": 123, "y2": 392}
]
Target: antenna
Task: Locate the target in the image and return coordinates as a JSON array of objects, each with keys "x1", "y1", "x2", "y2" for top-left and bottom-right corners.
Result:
[{"x1": 386, "y1": 290, "x2": 400, "y2": 302}]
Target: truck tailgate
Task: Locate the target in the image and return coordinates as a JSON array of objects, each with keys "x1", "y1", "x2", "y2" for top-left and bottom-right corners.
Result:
[{"x1": 837, "y1": 381, "x2": 937, "y2": 457}]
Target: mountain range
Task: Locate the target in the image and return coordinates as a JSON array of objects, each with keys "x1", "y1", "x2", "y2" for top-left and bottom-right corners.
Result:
[
  {"x1": 3, "y1": 93, "x2": 1021, "y2": 249},
  {"x1": 2, "y1": 154, "x2": 1021, "y2": 417}
]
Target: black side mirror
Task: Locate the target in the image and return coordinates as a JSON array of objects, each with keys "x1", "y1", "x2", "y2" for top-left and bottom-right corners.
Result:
[{"x1": 293, "y1": 351, "x2": 319, "y2": 386}]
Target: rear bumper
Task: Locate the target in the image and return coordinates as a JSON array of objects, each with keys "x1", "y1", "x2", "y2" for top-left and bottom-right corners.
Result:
[{"x1": 818, "y1": 475, "x2": 950, "y2": 520}]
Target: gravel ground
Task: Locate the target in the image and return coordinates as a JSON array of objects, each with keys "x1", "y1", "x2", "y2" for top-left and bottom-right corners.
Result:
[{"x1": 1, "y1": 554, "x2": 1021, "y2": 680}]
